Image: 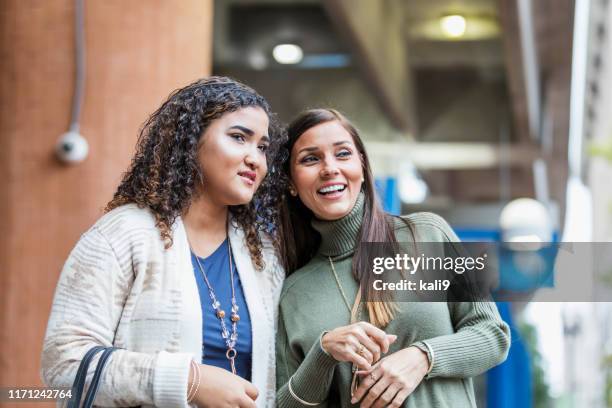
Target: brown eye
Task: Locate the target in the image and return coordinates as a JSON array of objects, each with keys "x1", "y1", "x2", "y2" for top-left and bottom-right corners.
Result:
[
  {"x1": 230, "y1": 133, "x2": 246, "y2": 143},
  {"x1": 300, "y1": 155, "x2": 318, "y2": 164}
]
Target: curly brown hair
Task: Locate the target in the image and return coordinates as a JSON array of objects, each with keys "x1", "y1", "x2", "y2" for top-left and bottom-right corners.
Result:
[{"x1": 105, "y1": 76, "x2": 286, "y2": 270}]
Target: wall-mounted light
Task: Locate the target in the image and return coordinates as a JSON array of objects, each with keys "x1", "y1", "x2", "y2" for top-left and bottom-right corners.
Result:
[
  {"x1": 57, "y1": 0, "x2": 89, "y2": 165},
  {"x1": 56, "y1": 131, "x2": 89, "y2": 164},
  {"x1": 272, "y1": 44, "x2": 303, "y2": 64},
  {"x1": 440, "y1": 15, "x2": 467, "y2": 38}
]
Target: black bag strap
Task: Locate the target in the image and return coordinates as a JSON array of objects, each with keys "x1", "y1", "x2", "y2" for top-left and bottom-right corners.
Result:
[
  {"x1": 82, "y1": 347, "x2": 117, "y2": 408},
  {"x1": 68, "y1": 346, "x2": 105, "y2": 408},
  {"x1": 67, "y1": 346, "x2": 116, "y2": 408}
]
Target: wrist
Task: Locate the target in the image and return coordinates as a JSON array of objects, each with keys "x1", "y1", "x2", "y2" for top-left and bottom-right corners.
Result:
[
  {"x1": 413, "y1": 342, "x2": 434, "y2": 377},
  {"x1": 415, "y1": 347, "x2": 429, "y2": 374},
  {"x1": 187, "y1": 359, "x2": 200, "y2": 403}
]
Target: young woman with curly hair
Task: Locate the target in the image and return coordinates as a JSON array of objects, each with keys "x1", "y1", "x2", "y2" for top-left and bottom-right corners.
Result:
[{"x1": 41, "y1": 77, "x2": 286, "y2": 408}]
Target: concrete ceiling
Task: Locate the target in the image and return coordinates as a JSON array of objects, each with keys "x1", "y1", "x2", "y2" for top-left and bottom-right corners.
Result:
[{"x1": 212, "y1": 0, "x2": 575, "y2": 208}]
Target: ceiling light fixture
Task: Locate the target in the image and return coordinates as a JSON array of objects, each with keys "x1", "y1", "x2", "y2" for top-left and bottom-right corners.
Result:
[
  {"x1": 440, "y1": 14, "x2": 467, "y2": 38},
  {"x1": 272, "y1": 44, "x2": 303, "y2": 64}
]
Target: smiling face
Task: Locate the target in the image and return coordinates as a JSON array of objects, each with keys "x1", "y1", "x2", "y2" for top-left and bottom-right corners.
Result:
[
  {"x1": 290, "y1": 120, "x2": 364, "y2": 220},
  {"x1": 198, "y1": 106, "x2": 270, "y2": 206}
]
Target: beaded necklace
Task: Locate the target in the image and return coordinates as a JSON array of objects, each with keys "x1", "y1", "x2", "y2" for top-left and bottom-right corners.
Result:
[{"x1": 192, "y1": 237, "x2": 240, "y2": 374}]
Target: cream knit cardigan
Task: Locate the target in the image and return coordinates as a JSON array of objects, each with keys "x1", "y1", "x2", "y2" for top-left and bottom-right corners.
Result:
[{"x1": 41, "y1": 204, "x2": 284, "y2": 407}]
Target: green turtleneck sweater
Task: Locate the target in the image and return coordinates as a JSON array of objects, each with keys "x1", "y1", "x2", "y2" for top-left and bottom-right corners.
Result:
[{"x1": 276, "y1": 194, "x2": 510, "y2": 407}]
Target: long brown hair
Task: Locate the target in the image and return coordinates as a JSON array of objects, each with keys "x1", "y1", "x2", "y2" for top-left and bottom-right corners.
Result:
[
  {"x1": 279, "y1": 108, "x2": 413, "y2": 327},
  {"x1": 106, "y1": 77, "x2": 286, "y2": 270}
]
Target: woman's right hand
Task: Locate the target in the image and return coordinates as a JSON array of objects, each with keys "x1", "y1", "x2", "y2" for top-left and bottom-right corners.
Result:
[
  {"x1": 190, "y1": 364, "x2": 259, "y2": 408},
  {"x1": 321, "y1": 322, "x2": 397, "y2": 370}
]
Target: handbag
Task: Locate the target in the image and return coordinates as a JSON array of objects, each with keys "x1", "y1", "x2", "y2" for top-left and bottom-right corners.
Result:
[{"x1": 67, "y1": 346, "x2": 117, "y2": 408}]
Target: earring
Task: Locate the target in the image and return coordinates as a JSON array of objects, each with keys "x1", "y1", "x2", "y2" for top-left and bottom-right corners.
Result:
[
  {"x1": 289, "y1": 187, "x2": 297, "y2": 196},
  {"x1": 361, "y1": 177, "x2": 365, "y2": 183}
]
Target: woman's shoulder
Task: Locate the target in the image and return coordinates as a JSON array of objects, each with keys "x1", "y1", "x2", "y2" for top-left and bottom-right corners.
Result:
[
  {"x1": 230, "y1": 222, "x2": 278, "y2": 261},
  {"x1": 391, "y1": 211, "x2": 460, "y2": 243},
  {"x1": 279, "y1": 258, "x2": 322, "y2": 301},
  {"x1": 90, "y1": 203, "x2": 161, "y2": 244}
]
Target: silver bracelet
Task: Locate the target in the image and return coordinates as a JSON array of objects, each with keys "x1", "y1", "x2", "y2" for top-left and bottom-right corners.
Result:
[
  {"x1": 319, "y1": 331, "x2": 331, "y2": 356},
  {"x1": 421, "y1": 341, "x2": 435, "y2": 375},
  {"x1": 288, "y1": 375, "x2": 322, "y2": 406}
]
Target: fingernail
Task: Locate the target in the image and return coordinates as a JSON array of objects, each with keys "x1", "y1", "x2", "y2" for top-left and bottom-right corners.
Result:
[{"x1": 351, "y1": 398, "x2": 357, "y2": 403}]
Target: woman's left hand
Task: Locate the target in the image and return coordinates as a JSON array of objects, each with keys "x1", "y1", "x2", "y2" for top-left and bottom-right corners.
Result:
[{"x1": 351, "y1": 346, "x2": 430, "y2": 408}]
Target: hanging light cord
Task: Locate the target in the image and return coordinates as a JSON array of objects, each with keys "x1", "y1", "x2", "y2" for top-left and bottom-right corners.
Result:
[{"x1": 70, "y1": 0, "x2": 86, "y2": 133}]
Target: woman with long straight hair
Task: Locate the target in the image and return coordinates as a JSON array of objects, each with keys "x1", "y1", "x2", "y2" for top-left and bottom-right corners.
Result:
[
  {"x1": 41, "y1": 77, "x2": 285, "y2": 408},
  {"x1": 276, "y1": 108, "x2": 510, "y2": 408}
]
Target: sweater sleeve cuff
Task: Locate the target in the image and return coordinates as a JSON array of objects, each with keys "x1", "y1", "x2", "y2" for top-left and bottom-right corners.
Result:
[
  {"x1": 153, "y1": 351, "x2": 193, "y2": 408},
  {"x1": 412, "y1": 335, "x2": 468, "y2": 379},
  {"x1": 300, "y1": 332, "x2": 338, "y2": 376},
  {"x1": 411, "y1": 341, "x2": 434, "y2": 379},
  {"x1": 282, "y1": 332, "x2": 338, "y2": 405}
]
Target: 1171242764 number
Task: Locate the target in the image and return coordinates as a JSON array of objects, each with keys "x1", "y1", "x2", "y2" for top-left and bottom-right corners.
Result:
[{"x1": 1, "y1": 387, "x2": 72, "y2": 402}]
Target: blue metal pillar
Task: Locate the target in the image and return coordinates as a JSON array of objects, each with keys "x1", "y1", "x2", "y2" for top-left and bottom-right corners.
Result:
[
  {"x1": 487, "y1": 302, "x2": 532, "y2": 408},
  {"x1": 375, "y1": 177, "x2": 401, "y2": 215}
]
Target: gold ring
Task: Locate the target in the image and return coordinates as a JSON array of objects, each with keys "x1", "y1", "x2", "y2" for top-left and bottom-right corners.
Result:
[{"x1": 357, "y1": 344, "x2": 365, "y2": 356}]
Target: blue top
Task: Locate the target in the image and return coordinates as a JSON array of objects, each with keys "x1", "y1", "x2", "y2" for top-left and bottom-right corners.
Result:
[{"x1": 191, "y1": 239, "x2": 252, "y2": 380}]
